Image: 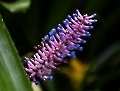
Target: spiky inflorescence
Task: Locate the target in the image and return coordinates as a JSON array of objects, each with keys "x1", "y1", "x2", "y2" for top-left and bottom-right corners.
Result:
[{"x1": 24, "y1": 9, "x2": 97, "y2": 85}]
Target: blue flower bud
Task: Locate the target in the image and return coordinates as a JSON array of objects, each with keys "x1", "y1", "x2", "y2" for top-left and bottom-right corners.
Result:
[
  {"x1": 50, "y1": 36, "x2": 54, "y2": 41},
  {"x1": 63, "y1": 20, "x2": 68, "y2": 25},
  {"x1": 34, "y1": 81, "x2": 40, "y2": 85},
  {"x1": 68, "y1": 15, "x2": 72, "y2": 20},
  {"x1": 81, "y1": 40, "x2": 86, "y2": 44},
  {"x1": 94, "y1": 19, "x2": 97, "y2": 22},
  {"x1": 70, "y1": 51, "x2": 76, "y2": 58},
  {"x1": 76, "y1": 9, "x2": 79, "y2": 13},
  {"x1": 85, "y1": 32, "x2": 91, "y2": 37},
  {"x1": 74, "y1": 44, "x2": 83, "y2": 51},
  {"x1": 57, "y1": 27, "x2": 62, "y2": 32},
  {"x1": 58, "y1": 24, "x2": 63, "y2": 28},
  {"x1": 45, "y1": 76, "x2": 53, "y2": 81},
  {"x1": 89, "y1": 26, "x2": 94, "y2": 29},
  {"x1": 44, "y1": 35, "x2": 49, "y2": 41},
  {"x1": 67, "y1": 45, "x2": 74, "y2": 50},
  {"x1": 60, "y1": 53, "x2": 66, "y2": 59},
  {"x1": 93, "y1": 13, "x2": 97, "y2": 17}
]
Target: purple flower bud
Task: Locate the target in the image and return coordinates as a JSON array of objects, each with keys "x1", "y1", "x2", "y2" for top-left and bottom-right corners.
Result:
[{"x1": 24, "y1": 9, "x2": 97, "y2": 85}]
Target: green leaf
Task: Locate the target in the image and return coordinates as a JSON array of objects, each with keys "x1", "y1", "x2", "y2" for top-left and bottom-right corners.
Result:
[
  {"x1": 0, "y1": 15, "x2": 33, "y2": 91},
  {"x1": 0, "y1": 0, "x2": 31, "y2": 13}
]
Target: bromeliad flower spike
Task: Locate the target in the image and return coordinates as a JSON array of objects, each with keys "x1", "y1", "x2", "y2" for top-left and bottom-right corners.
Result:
[{"x1": 24, "y1": 9, "x2": 97, "y2": 85}]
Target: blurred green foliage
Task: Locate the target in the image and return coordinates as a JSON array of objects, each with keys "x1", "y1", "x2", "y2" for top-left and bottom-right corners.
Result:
[
  {"x1": 0, "y1": 0, "x2": 120, "y2": 91},
  {"x1": 0, "y1": 0, "x2": 31, "y2": 13}
]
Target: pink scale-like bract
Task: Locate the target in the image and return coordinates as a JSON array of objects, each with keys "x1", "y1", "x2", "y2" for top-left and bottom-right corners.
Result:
[{"x1": 24, "y1": 9, "x2": 97, "y2": 85}]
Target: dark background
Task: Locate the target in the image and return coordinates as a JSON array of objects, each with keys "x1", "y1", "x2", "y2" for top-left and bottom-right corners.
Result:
[{"x1": 0, "y1": 0, "x2": 120, "y2": 91}]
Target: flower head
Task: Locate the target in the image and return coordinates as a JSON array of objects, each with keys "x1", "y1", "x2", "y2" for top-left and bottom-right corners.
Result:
[{"x1": 24, "y1": 9, "x2": 97, "y2": 85}]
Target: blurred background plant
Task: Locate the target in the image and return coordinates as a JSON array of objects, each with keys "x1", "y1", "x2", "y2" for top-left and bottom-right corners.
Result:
[{"x1": 0, "y1": 0, "x2": 120, "y2": 91}]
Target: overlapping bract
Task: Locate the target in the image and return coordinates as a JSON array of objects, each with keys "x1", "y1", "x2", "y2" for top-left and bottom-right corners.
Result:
[{"x1": 24, "y1": 9, "x2": 97, "y2": 85}]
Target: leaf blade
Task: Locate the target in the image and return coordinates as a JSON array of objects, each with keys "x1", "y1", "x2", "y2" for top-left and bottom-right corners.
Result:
[{"x1": 0, "y1": 15, "x2": 33, "y2": 91}]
